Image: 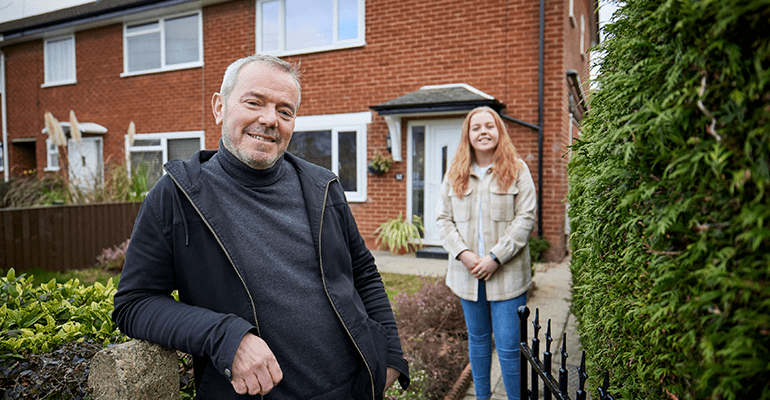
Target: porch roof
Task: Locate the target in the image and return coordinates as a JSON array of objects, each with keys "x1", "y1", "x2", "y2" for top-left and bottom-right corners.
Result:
[
  {"x1": 369, "y1": 83, "x2": 505, "y2": 116},
  {"x1": 42, "y1": 122, "x2": 108, "y2": 135}
]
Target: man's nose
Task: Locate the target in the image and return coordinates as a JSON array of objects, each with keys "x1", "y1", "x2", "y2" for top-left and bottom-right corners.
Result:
[{"x1": 257, "y1": 106, "x2": 279, "y2": 127}]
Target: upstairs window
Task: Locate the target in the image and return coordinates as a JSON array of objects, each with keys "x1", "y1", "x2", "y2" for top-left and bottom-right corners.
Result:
[
  {"x1": 257, "y1": 0, "x2": 365, "y2": 56},
  {"x1": 123, "y1": 12, "x2": 202, "y2": 76},
  {"x1": 43, "y1": 35, "x2": 76, "y2": 87}
]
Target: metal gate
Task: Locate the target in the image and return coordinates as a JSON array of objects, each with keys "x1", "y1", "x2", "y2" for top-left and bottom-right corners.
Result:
[{"x1": 518, "y1": 306, "x2": 614, "y2": 400}]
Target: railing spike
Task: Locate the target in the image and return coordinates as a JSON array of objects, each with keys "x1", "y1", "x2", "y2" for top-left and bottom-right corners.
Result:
[
  {"x1": 543, "y1": 319, "x2": 553, "y2": 400},
  {"x1": 576, "y1": 350, "x2": 587, "y2": 400},
  {"x1": 559, "y1": 332, "x2": 568, "y2": 395}
]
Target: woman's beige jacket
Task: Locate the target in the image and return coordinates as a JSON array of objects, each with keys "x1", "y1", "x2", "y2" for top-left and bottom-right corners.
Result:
[{"x1": 437, "y1": 159, "x2": 537, "y2": 301}]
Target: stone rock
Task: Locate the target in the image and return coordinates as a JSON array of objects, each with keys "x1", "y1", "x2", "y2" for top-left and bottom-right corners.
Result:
[{"x1": 88, "y1": 340, "x2": 179, "y2": 400}]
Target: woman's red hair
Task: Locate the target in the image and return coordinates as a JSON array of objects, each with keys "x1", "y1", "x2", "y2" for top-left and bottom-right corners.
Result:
[{"x1": 446, "y1": 107, "x2": 522, "y2": 196}]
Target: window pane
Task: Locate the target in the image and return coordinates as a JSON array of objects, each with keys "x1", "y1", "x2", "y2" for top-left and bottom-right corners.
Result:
[
  {"x1": 286, "y1": 0, "x2": 332, "y2": 51},
  {"x1": 165, "y1": 14, "x2": 199, "y2": 65},
  {"x1": 133, "y1": 139, "x2": 161, "y2": 147},
  {"x1": 338, "y1": 131, "x2": 357, "y2": 191},
  {"x1": 261, "y1": 1, "x2": 280, "y2": 51},
  {"x1": 48, "y1": 144, "x2": 59, "y2": 169},
  {"x1": 168, "y1": 138, "x2": 200, "y2": 161},
  {"x1": 127, "y1": 21, "x2": 159, "y2": 34},
  {"x1": 338, "y1": 0, "x2": 358, "y2": 40},
  {"x1": 287, "y1": 130, "x2": 331, "y2": 170},
  {"x1": 127, "y1": 33, "x2": 161, "y2": 72},
  {"x1": 131, "y1": 151, "x2": 163, "y2": 188},
  {"x1": 411, "y1": 126, "x2": 425, "y2": 224},
  {"x1": 46, "y1": 37, "x2": 74, "y2": 83}
]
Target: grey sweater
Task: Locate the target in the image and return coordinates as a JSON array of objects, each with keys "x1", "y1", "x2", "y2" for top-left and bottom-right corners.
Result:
[{"x1": 214, "y1": 144, "x2": 361, "y2": 399}]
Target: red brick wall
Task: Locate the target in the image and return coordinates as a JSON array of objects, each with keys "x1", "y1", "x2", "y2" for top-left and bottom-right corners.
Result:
[{"x1": 1, "y1": 0, "x2": 594, "y2": 261}]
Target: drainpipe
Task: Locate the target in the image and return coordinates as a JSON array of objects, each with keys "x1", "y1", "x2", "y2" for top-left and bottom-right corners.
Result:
[
  {"x1": 536, "y1": 0, "x2": 544, "y2": 238},
  {"x1": 1, "y1": 50, "x2": 7, "y2": 182}
]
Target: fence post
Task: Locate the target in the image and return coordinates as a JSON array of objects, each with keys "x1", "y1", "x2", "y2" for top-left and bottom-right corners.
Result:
[
  {"x1": 531, "y1": 308, "x2": 541, "y2": 400},
  {"x1": 544, "y1": 319, "x2": 553, "y2": 400},
  {"x1": 518, "y1": 305, "x2": 530, "y2": 400},
  {"x1": 559, "y1": 332, "x2": 569, "y2": 394}
]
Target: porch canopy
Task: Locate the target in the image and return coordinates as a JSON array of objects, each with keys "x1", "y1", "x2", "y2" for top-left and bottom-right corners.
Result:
[
  {"x1": 41, "y1": 122, "x2": 108, "y2": 135},
  {"x1": 369, "y1": 83, "x2": 504, "y2": 161}
]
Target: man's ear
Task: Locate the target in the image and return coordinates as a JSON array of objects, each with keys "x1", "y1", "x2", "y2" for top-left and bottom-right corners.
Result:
[{"x1": 212, "y1": 93, "x2": 224, "y2": 125}]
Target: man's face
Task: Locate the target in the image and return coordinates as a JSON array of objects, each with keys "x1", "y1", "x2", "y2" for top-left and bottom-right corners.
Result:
[{"x1": 212, "y1": 62, "x2": 299, "y2": 170}]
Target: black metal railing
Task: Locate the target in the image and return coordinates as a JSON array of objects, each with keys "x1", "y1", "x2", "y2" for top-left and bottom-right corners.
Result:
[{"x1": 518, "y1": 305, "x2": 614, "y2": 400}]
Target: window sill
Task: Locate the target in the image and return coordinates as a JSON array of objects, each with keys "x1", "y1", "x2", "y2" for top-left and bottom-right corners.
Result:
[
  {"x1": 44, "y1": 167, "x2": 60, "y2": 172},
  {"x1": 41, "y1": 80, "x2": 77, "y2": 88},
  {"x1": 120, "y1": 62, "x2": 203, "y2": 78},
  {"x1": 260, "y1": 40, "x2": 366, "y2": 58}
]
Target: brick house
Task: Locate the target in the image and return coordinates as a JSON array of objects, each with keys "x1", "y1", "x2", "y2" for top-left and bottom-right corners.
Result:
[{"x1": 0, "y1": 0, "x2": 598, "y2": 261}]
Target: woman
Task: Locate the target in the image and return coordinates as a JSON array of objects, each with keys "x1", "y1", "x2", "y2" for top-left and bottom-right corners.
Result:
[{"x1": 437, "y1": 106, "x2": 536, "y2": 400}]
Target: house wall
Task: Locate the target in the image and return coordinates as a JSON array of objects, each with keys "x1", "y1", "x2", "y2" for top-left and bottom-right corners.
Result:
[{"x1": 0, "y1": 0, "x2": 594, "y2": 261}]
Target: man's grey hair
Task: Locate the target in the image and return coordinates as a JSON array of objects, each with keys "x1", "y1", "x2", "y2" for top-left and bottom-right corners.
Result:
[{"x1": 219, "y1": 54, "x2": 302, "y2": 110}]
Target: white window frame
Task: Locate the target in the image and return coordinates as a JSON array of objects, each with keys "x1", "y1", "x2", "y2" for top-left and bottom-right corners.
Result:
[
  {"x1": 580, "y1": 14, "x2": 586, "y2": 56},
  {"x1": 125, "y1": 130, "x2": 205, "y2": 176},
  {"x1": 293, "y1": 112, "x2": 370, "y2": 202},
  {"x1": 42, "y1": 35, "x2": 77, "y2": 87},
  {"x1": 256, "y1": 0, "x2": 366, "y2": 56},
  {"x1": 45, "y1": 138, "x2": 60, "y2": 171},
  {"x1": 121, "y1": 11, "x2": 203, "y2": 77}
]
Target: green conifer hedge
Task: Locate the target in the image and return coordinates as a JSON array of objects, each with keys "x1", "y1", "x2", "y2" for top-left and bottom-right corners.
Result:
[{"x1": 568, "y1": 0, "x2": 769, "y2": 399}]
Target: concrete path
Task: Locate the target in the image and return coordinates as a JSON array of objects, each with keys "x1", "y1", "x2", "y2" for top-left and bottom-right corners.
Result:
[{"x1": 371, "y1": 250, "x2": 586, "y2": 400}]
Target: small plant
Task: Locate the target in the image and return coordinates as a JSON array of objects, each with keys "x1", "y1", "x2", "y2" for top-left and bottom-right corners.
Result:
[
  {"x1": 368, "y1": 152, "x2": 393, "y2": 175},
  {"x1": 374, "y1": 214, "x2": 423, "y2": 254},
  {"x1": 95, "y1": 239, "x2": 130, "y2": 271},
  {"x1": 528, "y1": 236, "x2": 550, "y2": 263}
]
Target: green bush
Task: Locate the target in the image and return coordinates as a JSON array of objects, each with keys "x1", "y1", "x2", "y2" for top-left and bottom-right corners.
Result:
[
  {"x1": 0, "y1": 269, "x2": 125, "y2": 355},
  {"x1": 568, "y1": 1, "x2": 769, "y2": 399},
  {"x1": 528, "y1": 236, "x2": 550, "y2": 263}
]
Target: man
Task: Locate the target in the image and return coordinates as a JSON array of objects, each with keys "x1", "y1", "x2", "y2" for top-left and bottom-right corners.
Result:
[{"x1": 113, "y1": 54, "x2": 409, "y2": 399}]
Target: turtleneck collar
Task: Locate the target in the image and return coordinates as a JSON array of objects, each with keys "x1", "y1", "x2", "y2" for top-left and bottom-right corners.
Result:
[{"x1": 217, "y1": 139, "x2": 285, "y2": 187}]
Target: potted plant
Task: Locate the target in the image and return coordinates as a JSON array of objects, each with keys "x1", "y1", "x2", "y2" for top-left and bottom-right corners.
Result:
[
  {"x1": 367, "y1": 152, "x2": 393, "y2": 175},
  {"x1": 373, "y1": 213, "x2": 424, "y2": 255}
]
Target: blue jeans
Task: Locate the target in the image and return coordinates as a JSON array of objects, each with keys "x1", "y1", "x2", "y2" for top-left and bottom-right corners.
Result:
[{"x1": 461, "y1": 281, "x2": 527, "y2": 400}]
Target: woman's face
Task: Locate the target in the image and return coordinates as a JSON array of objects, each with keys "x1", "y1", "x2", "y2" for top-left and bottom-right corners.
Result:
[{"x1": 468, "y1": 111, "x2": 500, "y2": 158}]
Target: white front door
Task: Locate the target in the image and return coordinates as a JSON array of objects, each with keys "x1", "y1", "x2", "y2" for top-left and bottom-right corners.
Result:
[
  {"x1": 68, "y1": 137, "x2": 103, "y2": 192},
  {"x1": 408, "y1": 119, "x2": 463, "y2": 245}
]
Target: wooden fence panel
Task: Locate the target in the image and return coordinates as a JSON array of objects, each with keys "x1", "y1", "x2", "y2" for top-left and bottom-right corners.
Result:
[{"x1": 0, "y1": 202, "x2": 142, "y2": 273}]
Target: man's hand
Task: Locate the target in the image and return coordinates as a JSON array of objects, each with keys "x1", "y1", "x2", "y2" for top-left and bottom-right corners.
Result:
[
  {"x1": 231, "y1": 333, "x2": 283, "y2": 396},
  {"x1": 383, "y1": 367, "x2": 401, "y2": 395}
]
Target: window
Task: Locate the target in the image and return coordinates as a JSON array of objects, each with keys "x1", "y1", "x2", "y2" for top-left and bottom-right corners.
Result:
[
  {"x1": 0, "y1": 142, "x2": 4, "y2": 172},
  {"x1": 257, "y1": 0, "x2": 365, "y2": 56},
  {"x1": 45, "y1": 139, "x2": 60, "y2": 171},
  {"x1": 126, "y1": 131, "x2": 204, "y2": 188},
  {"x1": 289, "y1": 112, "x2": 370, "y2": 202},
  {"x1": 123, "y1": 12, "x2": 202, "y2": 75},
  {"x1": 43, "y1": 35, "x2": 76, "y2": 87}
]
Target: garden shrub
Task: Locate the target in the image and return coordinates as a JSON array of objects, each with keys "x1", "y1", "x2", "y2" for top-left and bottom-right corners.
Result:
[
  {"x1": 528, "y1": 236, "x2": 550, "y2": 263},
  {"x1": 0, "y1": 269, "x2": 196, "y2": 399},
  {"x1": 391, "y1": 277, "x2": 467, "y2": 399},
  {"x1": 95, "y1": 239, "x2": 130, "y2": 272},
  {"x1": 568, "y1": 1, "x2": 769, "y2": 399}
]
